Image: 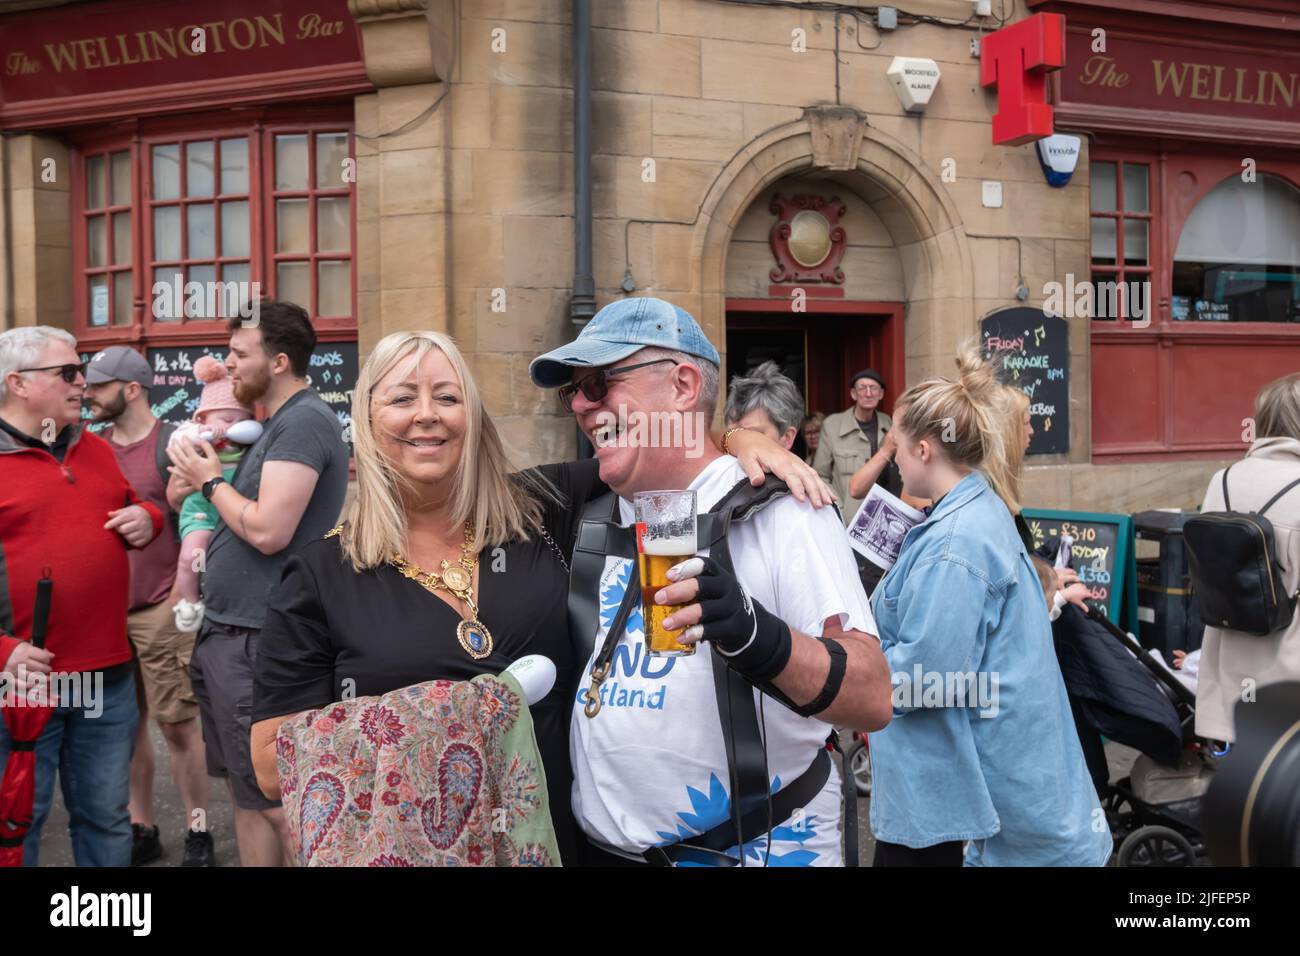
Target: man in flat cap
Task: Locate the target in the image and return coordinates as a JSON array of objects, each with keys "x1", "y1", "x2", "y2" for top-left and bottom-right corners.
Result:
[
  {"x1": 814, "y1": 369, "x2": 904, "y2": 594},
  {"x1": 85, "y1": 346, "x2": 213, "y2": 866}
]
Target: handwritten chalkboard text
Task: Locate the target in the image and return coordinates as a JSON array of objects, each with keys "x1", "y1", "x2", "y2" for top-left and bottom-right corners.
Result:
[{"x1": 980, "y1": 308, "x2": 1069, "y2": 456}]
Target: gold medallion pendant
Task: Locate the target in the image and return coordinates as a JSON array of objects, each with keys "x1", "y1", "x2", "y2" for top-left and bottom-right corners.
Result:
[
  {"x1": 392, "y1": 521, "x2": 491, "y2": 660},
  {"x1": 442, "y1": 564, "x2": 472, "y2": 592},
  {"x1": 457, "y1": 618, "x2": 493, "y2": 659}
]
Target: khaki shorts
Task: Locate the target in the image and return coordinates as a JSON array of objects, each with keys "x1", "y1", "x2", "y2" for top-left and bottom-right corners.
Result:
[{"x1": 127, "y1": 598, "x2": 199, "y2": 725}]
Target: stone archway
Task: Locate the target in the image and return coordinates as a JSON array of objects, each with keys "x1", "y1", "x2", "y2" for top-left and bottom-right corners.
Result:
[{"x1": 689, "y1": 106, "x2": 975, "y2": 387}]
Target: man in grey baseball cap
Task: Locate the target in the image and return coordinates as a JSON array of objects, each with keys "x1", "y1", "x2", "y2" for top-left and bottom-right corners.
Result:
[
  {"x1": 85, "y1": 345, "x2": 153, "y2": 391},
  {"x1": 84, "y1": 345, "x2": 216, "y2": 867}
]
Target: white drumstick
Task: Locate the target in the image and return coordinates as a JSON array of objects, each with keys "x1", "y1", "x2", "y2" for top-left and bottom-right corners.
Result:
[{"x1": 504, "y1": 654, "x2": 556, "y2": 706}]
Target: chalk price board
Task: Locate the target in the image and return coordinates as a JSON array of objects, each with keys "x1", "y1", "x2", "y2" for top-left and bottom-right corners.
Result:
[
  {"x1": 77, "y1": 350, "x2": 106, "y2": 432},
  {"x1": 143, "y1": 342, "x2": 357, "y2": 452},
  {"x1": 1022, "y1": 508, "x2": 1139, "y2": 635},
  {"x1": 980, "y1": 308, "x2": 1069, "y2": 456}
]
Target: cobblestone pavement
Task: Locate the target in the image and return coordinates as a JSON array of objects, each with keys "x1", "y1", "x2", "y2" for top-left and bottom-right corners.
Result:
[{"x1": 39, "y1": 731, "x2": 1133, "y2": 867}]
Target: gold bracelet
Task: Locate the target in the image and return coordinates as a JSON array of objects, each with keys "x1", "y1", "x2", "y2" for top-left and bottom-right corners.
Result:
[{"x1": 720, "y1": 425, "x2": 749, "y2": 457}]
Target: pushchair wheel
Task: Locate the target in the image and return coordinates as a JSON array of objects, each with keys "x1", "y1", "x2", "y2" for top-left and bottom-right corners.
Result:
[
  {"x1": 844, "y1": 737, "x2": 872, "y2": 797},
  {"x1": 1117, "y1": 825, "x2": 1195, "y2": 867}
]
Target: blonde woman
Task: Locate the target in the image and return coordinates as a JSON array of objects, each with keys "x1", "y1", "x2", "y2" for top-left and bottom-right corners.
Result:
[
  {"x1": 248, "y1": 331, "x2": 830, "y2": 863},
  {"x1": 866, "y1": 349, "x2": 1111, "y2": 867},
  {"x1": 1195, "y1": 372, "x2": 1300, "y2": 744},
  {"x1": 1000, "y1": 385, "x2": 1089, "y2": 615}
]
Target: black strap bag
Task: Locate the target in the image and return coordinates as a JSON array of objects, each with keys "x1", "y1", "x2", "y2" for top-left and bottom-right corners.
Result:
[{"x1": 1184, "y1": 464, "x2": 1300, "y2": 636}]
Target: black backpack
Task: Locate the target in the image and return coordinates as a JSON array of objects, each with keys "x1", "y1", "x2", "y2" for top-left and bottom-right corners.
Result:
[{"x1": 1184, "y1": 464, "x2": 1300, "y2": 636}]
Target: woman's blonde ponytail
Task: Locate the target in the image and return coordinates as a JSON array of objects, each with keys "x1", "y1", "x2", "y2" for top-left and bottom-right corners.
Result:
[{"x1": 893, "y1": 340, "x2": 1025, "y2": 514}]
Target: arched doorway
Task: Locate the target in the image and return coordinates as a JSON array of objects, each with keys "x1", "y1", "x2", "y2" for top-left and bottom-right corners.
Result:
[
  {"x1": 684, "y1": 107, "x2": 975, "y2": 427},
  {"x1": 723, "y1": 174, "x2": 907, "y2": 429}
]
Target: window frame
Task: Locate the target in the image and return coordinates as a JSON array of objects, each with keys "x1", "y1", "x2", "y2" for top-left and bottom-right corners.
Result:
[
  {"x1": 1089, "y1": 143, "x2": 1300, "y2": 462},
  {"x1": 73, "y1": 144, "x2": 139, "y2": 331},
  {"x1": 140, "y1": 127, "x2": 261, "y2": 337},
  {"x1": 260, "y1": 125, "x2": 356, "y2": 331},
  {"x1": 70, "y1": 106, "x2": 357, "y2": 350},
  {"x1": 1088, "y1": 149, "x2": 1160, "y2": 327}
]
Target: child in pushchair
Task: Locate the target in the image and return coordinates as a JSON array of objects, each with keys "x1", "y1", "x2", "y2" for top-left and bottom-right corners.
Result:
[{"x1": 1037, "y1": 545, "x2": 1217, "y2": 867}]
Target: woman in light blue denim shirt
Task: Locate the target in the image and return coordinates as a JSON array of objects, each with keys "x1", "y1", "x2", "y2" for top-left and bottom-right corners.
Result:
[{"x1": 868, "y1": 353, "x2": 1112, "y2": 867}]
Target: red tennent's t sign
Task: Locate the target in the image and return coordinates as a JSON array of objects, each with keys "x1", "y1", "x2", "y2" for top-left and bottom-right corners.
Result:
[{"x1": 980, "y1": 13, "x2": 1066, "y2": 147}]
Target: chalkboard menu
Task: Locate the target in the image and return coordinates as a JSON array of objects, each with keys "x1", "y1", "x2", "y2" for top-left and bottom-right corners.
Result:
[
  {"x1": 980, "y1": 307, "x2": 1069, "y2": 456},
  {"x1": 77, "y1": 350, "x2": 105, "y2": 432},
  {"x1": 143, "y1": 342, "x2": 357, "y2": 451},
  {"x1": 1022, "y1": 508, "x2": 1139, "y2": 635}
]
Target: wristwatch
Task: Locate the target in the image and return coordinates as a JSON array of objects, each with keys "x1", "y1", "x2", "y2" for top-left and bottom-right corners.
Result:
[{"x1": 201, "y1": 475, "x2": 228, "y2": 500}]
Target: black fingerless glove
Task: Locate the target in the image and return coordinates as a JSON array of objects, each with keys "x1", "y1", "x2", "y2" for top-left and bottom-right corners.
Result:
[{"x1": 691, "y1": 556, "x2": 792, "y2": 683}]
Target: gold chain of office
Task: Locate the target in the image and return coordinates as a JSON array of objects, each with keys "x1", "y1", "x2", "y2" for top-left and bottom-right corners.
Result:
[{"x1": 388, "y1": 521, "x2": 495, "y2": 660}]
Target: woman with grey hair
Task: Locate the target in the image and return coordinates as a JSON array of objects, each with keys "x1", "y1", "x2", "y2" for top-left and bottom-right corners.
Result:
[{"x1": 724, "y1": 361, "x2": 805, "y2": 451}]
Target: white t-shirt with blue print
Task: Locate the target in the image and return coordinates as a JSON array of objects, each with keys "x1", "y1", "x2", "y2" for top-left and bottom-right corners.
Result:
[{"x1": 570, "y1": 456, "x2": 877, "y2": 866}]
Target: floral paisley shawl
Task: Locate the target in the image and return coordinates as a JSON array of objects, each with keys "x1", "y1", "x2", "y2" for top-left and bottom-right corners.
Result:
[{"x1": 276, "y1": 672, "x2": 559, "y2": 866}]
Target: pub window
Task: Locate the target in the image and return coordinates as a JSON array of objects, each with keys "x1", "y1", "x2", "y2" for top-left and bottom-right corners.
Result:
[
  {"x1": 149, "y1": 136, "x2": 252, "y2": 320},
  {"x1": 81, "y1": 148, "x2": 134, "y2": 327},
  {"x1": 270, "y1": 131, "x2": 352, "y2": 319},
  {"x1": 1171, "y1": 174, "x2": 1300, "y2": 324},
  {"x1": 74, "y1": 121, "x2": 355, "y2": 336},
  {"x1": 1089, "y1": 161, "x2": 1152, "y2": 323}
]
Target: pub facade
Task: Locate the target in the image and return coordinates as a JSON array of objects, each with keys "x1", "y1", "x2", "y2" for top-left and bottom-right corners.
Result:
[{"x1": 0, "y1": 0, "x2": 1294, "y2": 513}]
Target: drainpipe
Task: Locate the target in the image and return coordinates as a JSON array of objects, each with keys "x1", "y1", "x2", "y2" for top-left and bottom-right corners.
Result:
[
  {"x1": 571, "y1": 0, "x2": 596, "y2": 456},
  {"x1": 1, "y1": 134, "x2": 13, "y2": 332}
]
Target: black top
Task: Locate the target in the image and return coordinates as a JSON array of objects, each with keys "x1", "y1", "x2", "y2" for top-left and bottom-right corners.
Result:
[
  {"x1": 855, "y1": 412, "x2": 903, "y2": 498},
  {"x1": 855, "y1": 412, "x2": 879, "y2": 456},
  {"x1": 0, "y1": 417, "x2": 72, "y2": 462},
  {"x1": 252, "y1": 458, "x2": 606, "y2": 864}
]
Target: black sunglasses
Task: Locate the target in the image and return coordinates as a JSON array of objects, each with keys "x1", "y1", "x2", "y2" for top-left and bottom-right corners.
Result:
[
  {"x1": 557, "y1": 358, "x2": 676, "y2": 412},
  {"x1": 18, "y1": 363, "x2": 85, "y2": 384}
]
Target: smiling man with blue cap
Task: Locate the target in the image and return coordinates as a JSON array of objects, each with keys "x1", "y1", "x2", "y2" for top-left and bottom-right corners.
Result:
[{"x1": 529, "y1": 296, "x2": 892, "y2": 867}]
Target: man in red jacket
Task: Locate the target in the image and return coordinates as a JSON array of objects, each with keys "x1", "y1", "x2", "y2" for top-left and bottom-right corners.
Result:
[{"x1": 0, "y1": 326, "x2": 162, "y2": 867}]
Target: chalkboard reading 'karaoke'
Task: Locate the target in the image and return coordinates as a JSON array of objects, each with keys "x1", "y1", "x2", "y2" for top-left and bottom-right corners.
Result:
[
  {"x1": 980, "y1": 307, "x2": 1069, "y2": 456},
  {"x1": 143, "y1": 342, "x2": 357, "y2": 451}
]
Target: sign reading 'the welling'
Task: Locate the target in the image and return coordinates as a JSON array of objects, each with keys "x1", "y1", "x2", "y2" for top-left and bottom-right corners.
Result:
[{"x1": 0, "y1": 0, "x2": 361, "y2": 105}]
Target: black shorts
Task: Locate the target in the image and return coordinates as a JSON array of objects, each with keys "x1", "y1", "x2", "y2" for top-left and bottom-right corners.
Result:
[{"x1": 190, "y1": 619, "x2": 280, "y2": 812}]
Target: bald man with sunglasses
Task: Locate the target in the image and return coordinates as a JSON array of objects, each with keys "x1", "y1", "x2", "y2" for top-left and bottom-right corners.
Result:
[{"x1": 0, "y1": 326, "x2": 164, "y2": 866}]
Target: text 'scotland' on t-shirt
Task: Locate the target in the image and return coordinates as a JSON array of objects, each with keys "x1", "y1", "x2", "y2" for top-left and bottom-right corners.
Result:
[
  {"x1": 202, "y1": 388, "x2": 349, "y2": 630},
  {"x1": 569, "y1": 456, "x2": 877, "y2": 866}
]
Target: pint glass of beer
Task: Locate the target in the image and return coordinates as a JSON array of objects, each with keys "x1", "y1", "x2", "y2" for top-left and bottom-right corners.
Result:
[{"x1": 633, "y1": 489, "x2": 698, "y2": 657}]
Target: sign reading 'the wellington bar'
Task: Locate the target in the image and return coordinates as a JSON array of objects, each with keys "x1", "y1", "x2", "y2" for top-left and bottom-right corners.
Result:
[
  {"x1": 0, "y1": 0, "x2": 361, "y2": 108},
  {"x1": 1060, "y1": 28, "x2": 1300, "y2": 124}
]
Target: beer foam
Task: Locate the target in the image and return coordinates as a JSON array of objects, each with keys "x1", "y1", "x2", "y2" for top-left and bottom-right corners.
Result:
[{"x1": 641, "y1": 536, "x2": 695, "y2": 556}]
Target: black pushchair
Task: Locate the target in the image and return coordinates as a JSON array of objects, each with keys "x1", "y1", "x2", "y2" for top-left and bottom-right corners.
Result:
[{"x1": 1051, "y1": 601, "x2": 1216, "y2": 867}]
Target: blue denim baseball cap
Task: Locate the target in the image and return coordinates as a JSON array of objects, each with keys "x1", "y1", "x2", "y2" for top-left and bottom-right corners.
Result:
[{"x1": 529, "y1": 297, "x2": 720, "y2": 388}]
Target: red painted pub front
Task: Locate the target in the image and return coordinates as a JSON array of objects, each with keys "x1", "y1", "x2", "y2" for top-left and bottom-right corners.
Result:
[
  {"x1": 0, "y1": 0, "x2": 368, "y2": 356},
  {"x1": 1031, "y1": 0, "x2": 1300, "y2": 463}
]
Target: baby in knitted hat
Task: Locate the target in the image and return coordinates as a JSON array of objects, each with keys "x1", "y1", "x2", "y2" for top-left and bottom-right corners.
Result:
[{"x1": 168, "y1": 356, "x2": 263, "y2": 632}]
